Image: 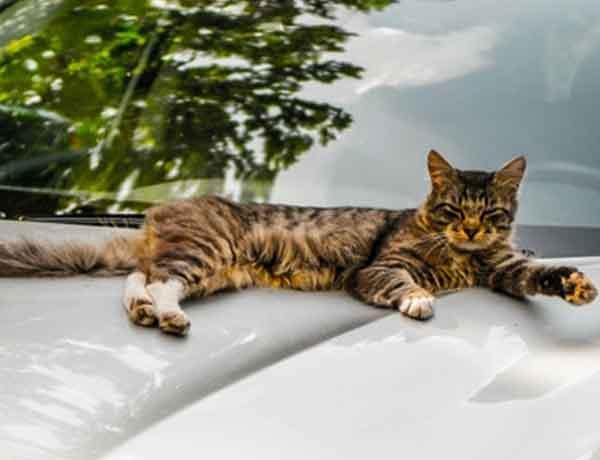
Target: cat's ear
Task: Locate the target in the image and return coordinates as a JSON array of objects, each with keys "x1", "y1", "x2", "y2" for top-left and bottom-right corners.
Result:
[
  {"x1": 494, "y1": 155, "x2": 527, "y2": 190},
  {"x1": 427, "y1": 149, "x2": 456, "y2": 189}
]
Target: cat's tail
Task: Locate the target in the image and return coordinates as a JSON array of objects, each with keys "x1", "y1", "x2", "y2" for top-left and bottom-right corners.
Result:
[{"x1": 0, "y1": 233, "x2": 142, "y2": 277}]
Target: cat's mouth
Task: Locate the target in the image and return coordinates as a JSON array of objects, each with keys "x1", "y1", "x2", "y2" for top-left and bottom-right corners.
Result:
[
  {"x1": 447, "y1": 234, "x2": 492, "y2": 251},
  {"x1": 451, "y1": 240, "x2": 486, "y2": 251}
]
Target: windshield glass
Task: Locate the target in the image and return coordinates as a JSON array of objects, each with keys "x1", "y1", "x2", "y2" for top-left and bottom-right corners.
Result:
[{"x1": 0, "y1": 0, "x2": 599, "y2": 228}]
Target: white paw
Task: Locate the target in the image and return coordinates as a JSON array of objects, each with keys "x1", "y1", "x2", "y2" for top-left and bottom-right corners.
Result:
[
  {"x1": 158, "y1": 310, "x2": 191, "y2": 336},
  {"x1": 399, "y1": 293, "x2": 435, "y2": 320},
  {"x1": 127, "y1": 298, "x2": 157, "y2": 327}
]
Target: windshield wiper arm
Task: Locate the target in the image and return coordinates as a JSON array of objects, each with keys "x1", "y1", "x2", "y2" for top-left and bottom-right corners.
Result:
[{"x1": 19, "y1": 214, "x2": 145, "y2": 228}]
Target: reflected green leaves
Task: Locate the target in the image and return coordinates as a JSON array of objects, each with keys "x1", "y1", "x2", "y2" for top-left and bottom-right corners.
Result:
[{"x1": 0, "y1": 0, "x2": 395, "y2": 216}]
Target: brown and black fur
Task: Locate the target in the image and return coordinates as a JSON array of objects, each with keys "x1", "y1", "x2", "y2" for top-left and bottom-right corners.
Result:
[{"x1": 0, "y1": 150, "x2": 596, "y2": 335}]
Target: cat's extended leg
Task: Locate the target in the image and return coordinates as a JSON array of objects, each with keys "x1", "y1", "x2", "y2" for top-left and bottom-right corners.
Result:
[
  {"x1": 483, "y1": 252, "x2": 597, "y2": 305},
  {"x1": 349, "y1": 265, "x2": 435, "y2": 320},
  {"x1": 123, "y1": 271, "x2": 157, "y2": 327},
  {"x1": 146, "y1": 278, "x2": 191, "y2": 336},
  {"x1": 142, "y1": 252, "x2": 255, "y2": 335}
]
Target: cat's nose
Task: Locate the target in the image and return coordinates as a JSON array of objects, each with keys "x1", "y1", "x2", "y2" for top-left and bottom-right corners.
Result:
[{"x1": 464, "y1": 228, "x2": 478, "y2": 240}]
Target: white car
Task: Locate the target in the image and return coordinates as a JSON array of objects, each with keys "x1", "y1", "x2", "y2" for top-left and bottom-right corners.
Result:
[{"x1": 1, "y1": 1, "x2": 600, "y2": 459}]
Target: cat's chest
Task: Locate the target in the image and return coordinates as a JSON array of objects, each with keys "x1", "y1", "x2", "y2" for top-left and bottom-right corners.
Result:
[{"x1": 429, "y1": 251, "x2": 478, "y2": 288}]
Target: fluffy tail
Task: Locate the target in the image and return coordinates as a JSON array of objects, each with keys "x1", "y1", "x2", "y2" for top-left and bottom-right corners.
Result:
[{"x1": 0, "y1": 234, "x2": 141, "y2": 277}]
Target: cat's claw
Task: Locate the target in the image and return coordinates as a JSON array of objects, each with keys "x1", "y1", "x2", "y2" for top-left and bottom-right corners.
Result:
[
  {"x1": 562, "y1": 272, "x2": 598, "y2": 306},
  {"x1": 159, "y1": 311, "x2": 191, "y2": 336},
  {"x1": 399, "y1": 292, "x2": 435, "y2": 320}
]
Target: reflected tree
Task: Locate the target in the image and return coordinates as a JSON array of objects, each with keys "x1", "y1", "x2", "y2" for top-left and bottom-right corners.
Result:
[{"x1": 0, "y1": 0, "x2": 395, "y2": 215}]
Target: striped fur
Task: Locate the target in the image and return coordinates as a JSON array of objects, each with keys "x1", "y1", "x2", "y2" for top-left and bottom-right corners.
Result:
[
  {"x1": 0, "y1": 235, "x2": 140, "y2": 277},
  {"x1": 0, "y1": 150, "x2": 596, "y2": 335}
]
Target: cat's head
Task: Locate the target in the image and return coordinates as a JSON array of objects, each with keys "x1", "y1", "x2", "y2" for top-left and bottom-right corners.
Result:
[{"x1": 421, "y1": 150, "x2": 526, "y2": 251}]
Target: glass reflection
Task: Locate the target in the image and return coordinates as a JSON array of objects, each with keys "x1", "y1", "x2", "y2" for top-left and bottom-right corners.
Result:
[{"x1": 0, "y1": 0, "x2": 394, "y2": 216}]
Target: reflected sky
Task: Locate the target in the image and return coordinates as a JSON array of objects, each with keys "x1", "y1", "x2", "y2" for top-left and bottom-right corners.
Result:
[{"x1": 274, "y1": 0, "x2": 600, "y2": 227}]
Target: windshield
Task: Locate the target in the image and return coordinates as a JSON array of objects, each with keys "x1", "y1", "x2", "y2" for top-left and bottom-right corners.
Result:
[{"x1": 0, "y1": 0, "x2": 599, "y2": 228}]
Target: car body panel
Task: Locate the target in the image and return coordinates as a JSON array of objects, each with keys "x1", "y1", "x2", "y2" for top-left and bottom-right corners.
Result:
[
  {"x1": 104, "y1": 258, "x2": 600, "y2": 460},
  {"x1": 1, "y1": 221, "x2": 599, "y2": 459},
  {"x1": 0, "y1": 221, "x2": 386, "y2": 460}
]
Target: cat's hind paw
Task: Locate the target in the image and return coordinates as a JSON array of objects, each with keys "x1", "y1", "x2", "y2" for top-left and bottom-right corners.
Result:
[
  {"x1": 562, "y1": 271, "x2": 598, "y2": 306},
  {"x1": 124, "y1": 272, "x2": 157, "y2": 327},
  {"x1": 159, "y1": 311, "x2": 191, "y2": 336},
  {"x1": 398, "y1": 290, "x2": 435, "y2": 320},
  {"x1": 128, "y1": 299, "x2": 158, "y2": 327}
]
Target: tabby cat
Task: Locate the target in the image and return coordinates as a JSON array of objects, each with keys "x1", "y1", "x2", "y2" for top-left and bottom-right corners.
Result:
[{"x1": 0, "y1": 150, "x2": 596, "y2": 336}]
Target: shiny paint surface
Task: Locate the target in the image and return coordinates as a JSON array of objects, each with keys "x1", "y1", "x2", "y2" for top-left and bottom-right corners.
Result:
[
  {"x1": 104, "y1": 258, "x2": 600, "y2": 460},
  {"x1": 0, "y1": 221, "x2": 385, "y2": 460},
  {"x1": 1, "y1": 221, "x2": 600, "y2": 460}
]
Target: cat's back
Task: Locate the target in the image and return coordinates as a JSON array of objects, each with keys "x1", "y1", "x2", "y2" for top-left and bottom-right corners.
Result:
[
  {"x1": 147, "y1": 196, "x2": 413, "y2": 261},
  {"x1": 238, "y1": 200, "x2": 414, "y2": 276},
  {"x1": 149, "y1": 195, "x2": 407, "y2": 228},
  {"x1": 143, "y1": 196, "x2": 416, "y2": 288}
]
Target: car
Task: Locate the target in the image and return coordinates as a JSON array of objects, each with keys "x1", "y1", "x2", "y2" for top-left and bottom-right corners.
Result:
[{"x1": 1, "y1": 1, "x2": 600, "y2": 459}]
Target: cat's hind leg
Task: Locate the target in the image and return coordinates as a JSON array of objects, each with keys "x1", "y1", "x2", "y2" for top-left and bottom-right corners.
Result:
[
  {"x1": 146, "y1": 278, "x2": 191, "y2": 336},
  {"x1": 122, "y1": 270, "x2": 192, "y2": 335},
  {"x1": 123, "y1": 271, "x2": 158, "y2": 327}
]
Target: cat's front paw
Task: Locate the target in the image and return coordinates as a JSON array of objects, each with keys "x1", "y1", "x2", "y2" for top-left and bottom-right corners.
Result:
[
  {"x1": 561, "y1": 271, "x2": 598, "y2": 306},
  {"x1": 159, "y1": 310, "x2": 191, "y2": 336},
  {"x1": 398, "y1": 289, "x2": 435, "y2": 320}
]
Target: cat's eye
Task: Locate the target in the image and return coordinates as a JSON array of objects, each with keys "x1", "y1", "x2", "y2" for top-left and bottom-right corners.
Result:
[
  {"x1": 434, "y1": 203, "x2": 463, "y2": 220},
  {"x1": 482, "y1": 208, "x2": 510, "y2": 222}
]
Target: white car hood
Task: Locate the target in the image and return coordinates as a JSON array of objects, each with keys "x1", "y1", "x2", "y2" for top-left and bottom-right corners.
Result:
[
  {"x1": 2, "y1": 221, "x2": 600, "y2": 460},
  {"x1": 104, "y1": 258, "x2": 600, "y2": 460},
  {"x1": 0, "y1": 222, "x2": 385, "y2": 460}
]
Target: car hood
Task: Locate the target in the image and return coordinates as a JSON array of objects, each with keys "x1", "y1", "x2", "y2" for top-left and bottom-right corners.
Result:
[
  {"x1": 0, "y1": 221, "x2": 386, "y2": 460},
  {"x1": 103, "y1": 263, "x2": 600, "y2": 460},
  {"x1": 2, "y1": 221, "x2": 600, "y2": 460}
]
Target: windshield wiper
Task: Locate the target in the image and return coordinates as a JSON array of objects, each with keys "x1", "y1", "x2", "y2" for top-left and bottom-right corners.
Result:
[{"x1": 19, "y1": 213, "x2": 145, "y2": 228}]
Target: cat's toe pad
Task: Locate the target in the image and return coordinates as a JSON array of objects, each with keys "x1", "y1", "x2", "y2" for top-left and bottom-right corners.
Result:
[
  {"x1": 159, "y1": 311, "x2": 191, "y2": 336},
  {"x1": 399, "y1": 292, "x2": 435, "y2": 320},
  {"x1": 128, "y1": 299, "x2": 157, "y2": 327},
  {"x1": 562, "y1": 272, "x2": 598, "y2": 306}
]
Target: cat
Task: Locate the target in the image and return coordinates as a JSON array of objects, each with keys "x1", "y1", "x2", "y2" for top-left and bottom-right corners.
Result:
[{"x1": 0, "y1": 150, "x2": 596, "y2": 336}]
